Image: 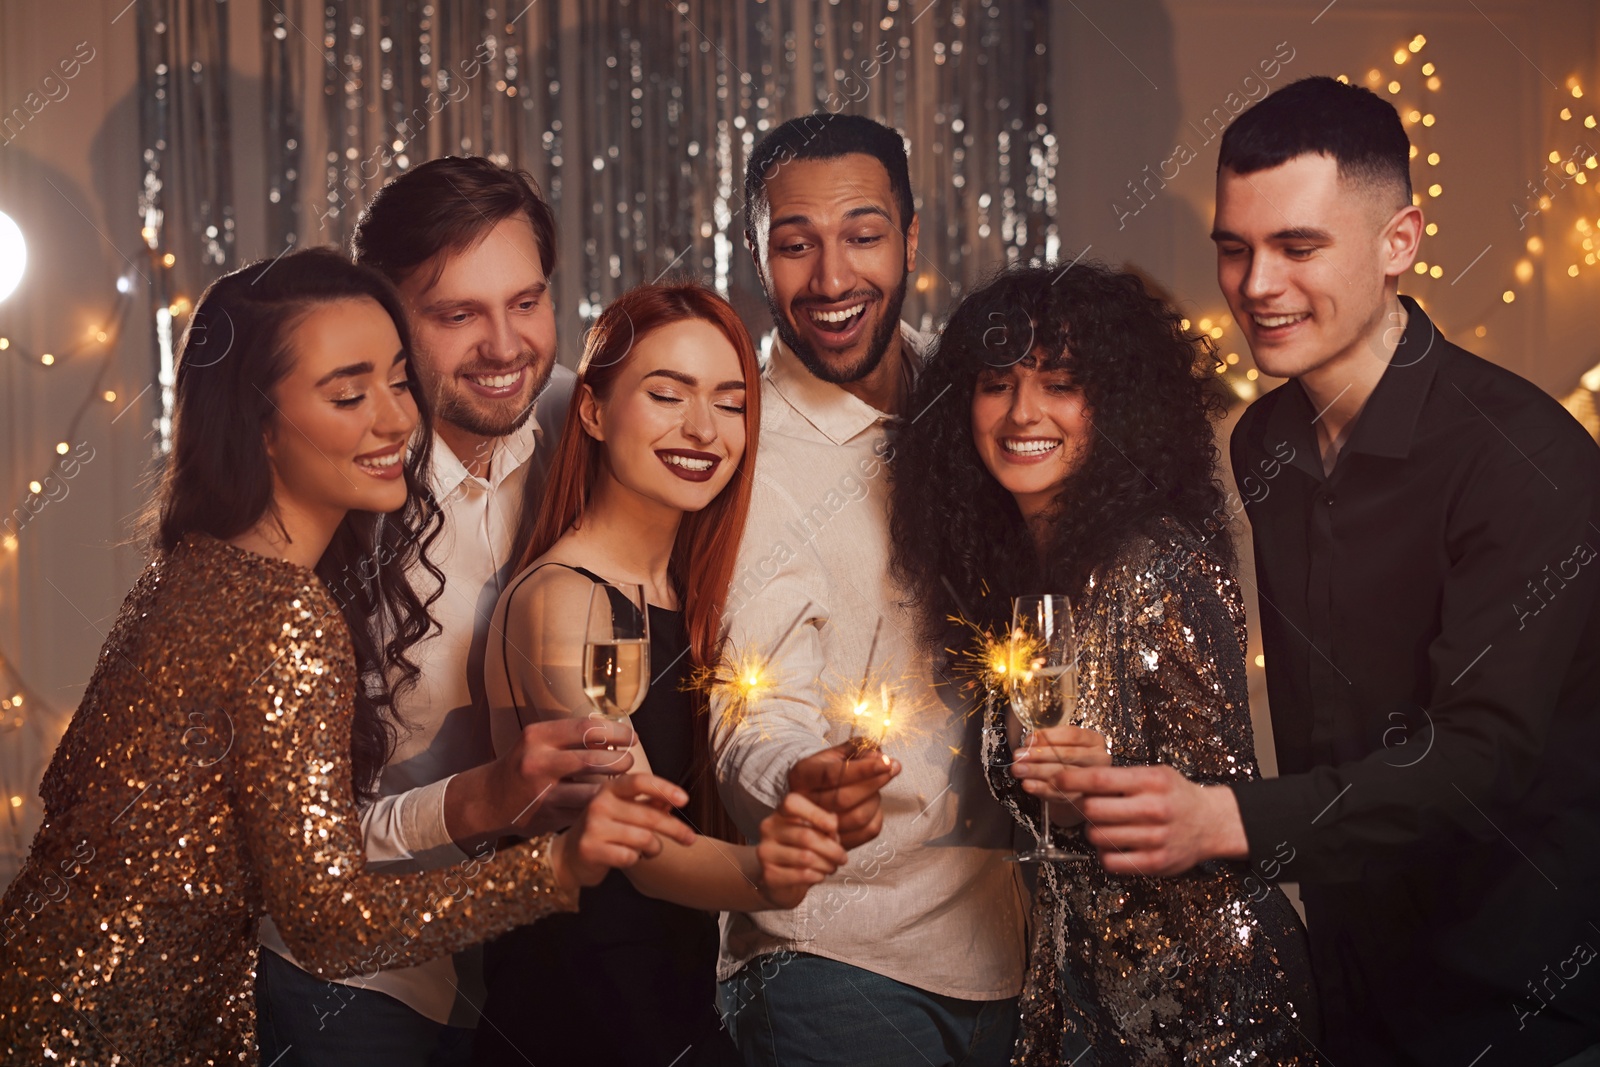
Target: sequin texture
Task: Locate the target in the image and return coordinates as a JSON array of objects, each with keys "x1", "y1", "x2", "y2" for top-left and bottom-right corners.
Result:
[
  {"x1": 983, "y1": 522, "x2": 1319, "y2": 1065},
  {"x1": 0, "y1": 534, "x2": 576, "y2": 1064}
]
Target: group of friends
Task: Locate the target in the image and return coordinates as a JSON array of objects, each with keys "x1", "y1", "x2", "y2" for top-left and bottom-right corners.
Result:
[{"x1": 0, "y1": 74, "x2": 1596, "y2": 1067}]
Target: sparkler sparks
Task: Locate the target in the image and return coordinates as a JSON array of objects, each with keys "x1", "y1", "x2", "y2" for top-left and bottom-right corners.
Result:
[
  {"x1": 949, "y1": 615, "x2": 1045, "y2": 696},
  {"x1": 691, "y1": 645, "x2": 779, "y2": 739}
]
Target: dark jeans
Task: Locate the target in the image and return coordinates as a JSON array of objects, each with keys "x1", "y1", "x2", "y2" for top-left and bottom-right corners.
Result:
[
  {"x1": 717, "y1": 952, "x2": 1019, "y2": 1067},
  {"x1": 254, "y1": 948, "x2": 473, "y2": 1067}
]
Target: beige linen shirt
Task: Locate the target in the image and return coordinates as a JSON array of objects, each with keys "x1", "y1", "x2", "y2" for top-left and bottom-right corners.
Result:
[
  {"x1": 713, "y1": 328, "x2": 1027, "y2": 1000},
  {"x1": 260, "y1": 364, "x2": 576, "y2": 1025}
]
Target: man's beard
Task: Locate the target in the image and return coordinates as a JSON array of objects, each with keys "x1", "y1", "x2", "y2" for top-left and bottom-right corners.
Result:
[
  {"x1": 426, "y1": 353, "x2": 553, "y2": 440},
  {"x1": 769, "y1": 271, "x2": 909, "y2": 385}
]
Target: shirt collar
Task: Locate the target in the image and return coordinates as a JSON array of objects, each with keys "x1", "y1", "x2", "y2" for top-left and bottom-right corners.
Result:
[
  {"x1": 765, "y1": 322, "x2": 931, "y2": 445},
  {"x1": 1262, "y1": 294, "x2": 1444, "y2": 473},
  {"x1": 427, "y1": 414, "x2": 543, "y2": 497}
]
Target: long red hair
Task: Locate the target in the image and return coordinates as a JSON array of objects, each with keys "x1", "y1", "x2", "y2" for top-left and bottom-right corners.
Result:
[{"x1": 516, "y1": 283, "x2": 760, "y2": 837}]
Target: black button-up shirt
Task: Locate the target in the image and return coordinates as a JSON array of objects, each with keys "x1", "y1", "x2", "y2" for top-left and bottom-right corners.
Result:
[{"x1": 1230, "y1": 297, "x2": 1600, "y2": 1066}]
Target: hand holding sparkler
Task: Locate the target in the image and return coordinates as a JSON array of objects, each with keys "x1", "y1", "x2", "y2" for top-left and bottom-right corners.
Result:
[
  {"x1": 753, "y1": 792, "x2": 850, "y2": 909},
  {"x1": 787, "y1": 742, "x2": 901, "y2": 851}
]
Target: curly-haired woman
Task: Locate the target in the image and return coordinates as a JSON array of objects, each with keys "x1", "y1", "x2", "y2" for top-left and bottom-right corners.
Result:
[{"x1": 888, "y1": 263, "x2": 1319, "y2": 1065}]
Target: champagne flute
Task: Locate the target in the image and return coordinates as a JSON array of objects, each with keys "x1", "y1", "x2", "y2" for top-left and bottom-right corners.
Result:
[
  {"x1": 582, "y1": 582, "x2": 651, "y2": 722},
  {"x1": 1006, "y1": 593, "x2": 1085, "y2": 864}
]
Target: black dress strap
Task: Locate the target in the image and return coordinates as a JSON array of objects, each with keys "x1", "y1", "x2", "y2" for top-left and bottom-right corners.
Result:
[{"x1": 499, "y1": 561, "x2": 634, "y2": 729}]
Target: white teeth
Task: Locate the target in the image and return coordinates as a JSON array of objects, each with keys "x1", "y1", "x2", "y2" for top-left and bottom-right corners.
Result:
[
  {"x1": 1002, "y1": 439, "x2": 1061, "y2": 455},
  {"x1": 1252, "y1": 313, "x2": 1309, "y2": 328},
  {"x1": 808, "y1": 304, "x2": 866, "y2": 325},
  {"x1": 357, "y1": 450, "x2": 401, "y2": 470},
  {"x1": 662, "y1": 454, "x2": 714, "y2": 471},
  {"x1": 468, "y1": 371, "x2": 521, "y2": 389}
]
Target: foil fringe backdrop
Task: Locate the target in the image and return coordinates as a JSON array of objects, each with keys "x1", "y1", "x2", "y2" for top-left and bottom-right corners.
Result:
[
  {"x1": 253, "y1": 0, "x2": 1057, "y2": 342},
  {"x1": 137, "y1": 0, "x2": 235, "y2": 452}
]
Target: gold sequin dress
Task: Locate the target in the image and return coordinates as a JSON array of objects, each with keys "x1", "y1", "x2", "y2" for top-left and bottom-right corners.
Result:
[
  {"x1": 0, "y1": 534, "x2": 576, "y2": 1065},
  {"x1": 982, "y1": 522, "x2": 1320, "y2": 1065}
]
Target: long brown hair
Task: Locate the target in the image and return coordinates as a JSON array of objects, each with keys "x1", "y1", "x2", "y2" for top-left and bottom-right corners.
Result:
[
  {"x1": 148, "y1": 248, "x2": 444, "y2": 802},
  {"x1": 517, "y1": 282, "x2": 760, "y2": 839}
]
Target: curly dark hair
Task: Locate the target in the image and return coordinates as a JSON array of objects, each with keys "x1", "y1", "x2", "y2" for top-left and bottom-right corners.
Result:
[{"x1": 889, "y1": 261, "x2": 1231, "y2": 642}]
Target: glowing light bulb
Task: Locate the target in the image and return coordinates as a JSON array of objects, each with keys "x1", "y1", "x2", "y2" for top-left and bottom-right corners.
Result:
[
  {"x1": 1429, "y1": 266, "x2": 1443, "y2": 279},
  {"x1": 39, "y1": 353, "x2": 53, "y2": 366},
  {"x1": 1409, "y1": 35, "x2": 1426, "y2": 52},
  {"x1": 1527, "y1": 236, "x2": 1543, "y2": 254},
  {"x1": 103, "y1": 390, "x2": 117, "y2": 403},
  {"x1": 1502, "y1": 290, "x2": 1516, "y2": 304},
  {"x1": 54, "y1": 442, "x2": 68, "y2": 455}
]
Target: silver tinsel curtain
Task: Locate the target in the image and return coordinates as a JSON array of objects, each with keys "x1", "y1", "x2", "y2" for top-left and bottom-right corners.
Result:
[{"x1": 149, "y1": 0, "x2": 1057, "y2": 367}]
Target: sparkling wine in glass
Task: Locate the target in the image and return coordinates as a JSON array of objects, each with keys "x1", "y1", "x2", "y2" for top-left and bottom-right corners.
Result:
[
  {"x1": 582, "y1": 583, "x2": 650, "y2": 722},
  {"x1": 1007, "y1": 593, "x2": 1085, "y2": 864}
]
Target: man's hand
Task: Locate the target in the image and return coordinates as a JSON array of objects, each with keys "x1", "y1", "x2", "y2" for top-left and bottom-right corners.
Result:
[
  {"x1": 1053, "y1": 764, "x2": 1250, "y2": 876},
  {"x1": 1008, "y1": 725, "x2": 1112, "y2": 827},
  {"x1": 449, "y1": 717, "x2": 637, "y2": 848},
  {"x1": 786, "y1": 742, "x2": 901, "y2": 850}
]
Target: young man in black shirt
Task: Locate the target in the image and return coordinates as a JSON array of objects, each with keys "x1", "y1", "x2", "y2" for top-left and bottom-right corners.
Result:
[{"x1": 1057, "y1": 76, "x2": 1600, "y2": 1066}]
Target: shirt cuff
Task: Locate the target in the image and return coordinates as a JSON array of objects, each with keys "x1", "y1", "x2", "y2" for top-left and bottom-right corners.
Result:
[
  {"x1": 362, "y1": 775, "x2": 468, "y2": 869},
  {"x1": 1228, "y1": 776, "x2": 1316, "y2": 876}
]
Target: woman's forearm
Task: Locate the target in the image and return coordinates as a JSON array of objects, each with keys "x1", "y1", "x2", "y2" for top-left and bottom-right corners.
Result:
[{"x1": 624, "y1": 834, "x2": 773, "y2": 911}]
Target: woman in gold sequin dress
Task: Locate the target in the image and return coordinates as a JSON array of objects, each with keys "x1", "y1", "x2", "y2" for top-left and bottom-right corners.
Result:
[
  {"x1": 0, "y1": 249, "x2": 837, "y2": 1065},
  {"x1": 890, "y1": 263, "x2": 1320, "y2": 1065}
]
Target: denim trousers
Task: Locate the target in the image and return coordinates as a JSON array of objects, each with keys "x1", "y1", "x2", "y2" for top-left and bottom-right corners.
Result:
[
  {"x1": 254, "y1": 948, "x2": 473, "y2": 1067},
  {"x1": 717, "y1": 952, "x2": 1019, "y2": 1067}
]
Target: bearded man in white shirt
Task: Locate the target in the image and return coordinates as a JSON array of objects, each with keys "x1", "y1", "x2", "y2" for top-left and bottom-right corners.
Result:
[
  {"x1": 713, "y1": 114, "x2": 1028, "y2": 1067},
  {"x1": 255, "y1": 156, "x2": 631, "y2": 1066}
]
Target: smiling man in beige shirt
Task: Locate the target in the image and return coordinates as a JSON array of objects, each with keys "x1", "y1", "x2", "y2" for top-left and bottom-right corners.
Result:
[{"x1": 713, "y1": 114, "x2": 1027, "y2": 1067}]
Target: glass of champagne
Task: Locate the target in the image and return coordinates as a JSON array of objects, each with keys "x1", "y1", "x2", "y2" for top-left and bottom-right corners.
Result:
[
  {"x1": 582, "y1": 583, "x2": 650, "y2": 722},
  {"x1": 1006, "y1": 593, "x2": 1084, "y2": 864}
]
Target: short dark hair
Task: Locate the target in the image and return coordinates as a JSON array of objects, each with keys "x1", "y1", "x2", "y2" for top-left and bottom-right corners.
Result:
[
  {"x1": 351, "y1": 155, "x2": 558, "y2": 288},
  {"x1": 1219, "y1": 76, "x2": 1413, "y2": 203},
  {"x1": 744, "y1": 113, "x2": 915, "y2": 237}
]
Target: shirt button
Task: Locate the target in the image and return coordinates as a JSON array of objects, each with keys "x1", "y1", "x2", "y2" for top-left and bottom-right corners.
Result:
[{"x1": 1323, "y1": 493, "x2": 1335, "y2": 505}]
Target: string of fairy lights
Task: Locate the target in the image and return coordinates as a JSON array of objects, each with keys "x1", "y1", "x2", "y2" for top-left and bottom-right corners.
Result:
[
  {"x1": 0, "y1": 268, "x2": 145, "y2": 850},
  {"x1": 1203, "y1": 34, "x2": 1600, "y2": 431}
]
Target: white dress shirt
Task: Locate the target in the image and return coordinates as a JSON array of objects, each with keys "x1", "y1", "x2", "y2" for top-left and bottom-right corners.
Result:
[
  {"x1": 260, "y1": 364, "x2": 576, "y2": 1025},
  {"x1": 713, "y1": 328, "x2": 1028, "y2": 1000}
]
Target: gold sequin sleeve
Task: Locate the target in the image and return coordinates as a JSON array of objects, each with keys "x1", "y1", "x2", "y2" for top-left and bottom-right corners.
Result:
[{"x1": 234, "y1": 583, "x2": 578, "y2": 980}]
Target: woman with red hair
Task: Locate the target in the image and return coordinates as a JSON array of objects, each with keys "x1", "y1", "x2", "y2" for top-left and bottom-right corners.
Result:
[{"x1": 475, "y1": 283, "x2": 841, "y2": 1066}]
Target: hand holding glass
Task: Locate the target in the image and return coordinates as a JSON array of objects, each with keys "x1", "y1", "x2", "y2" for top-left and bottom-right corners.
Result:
[{"x1": 1006, "y1": 594, "x2": 1084, "y2": 864}]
